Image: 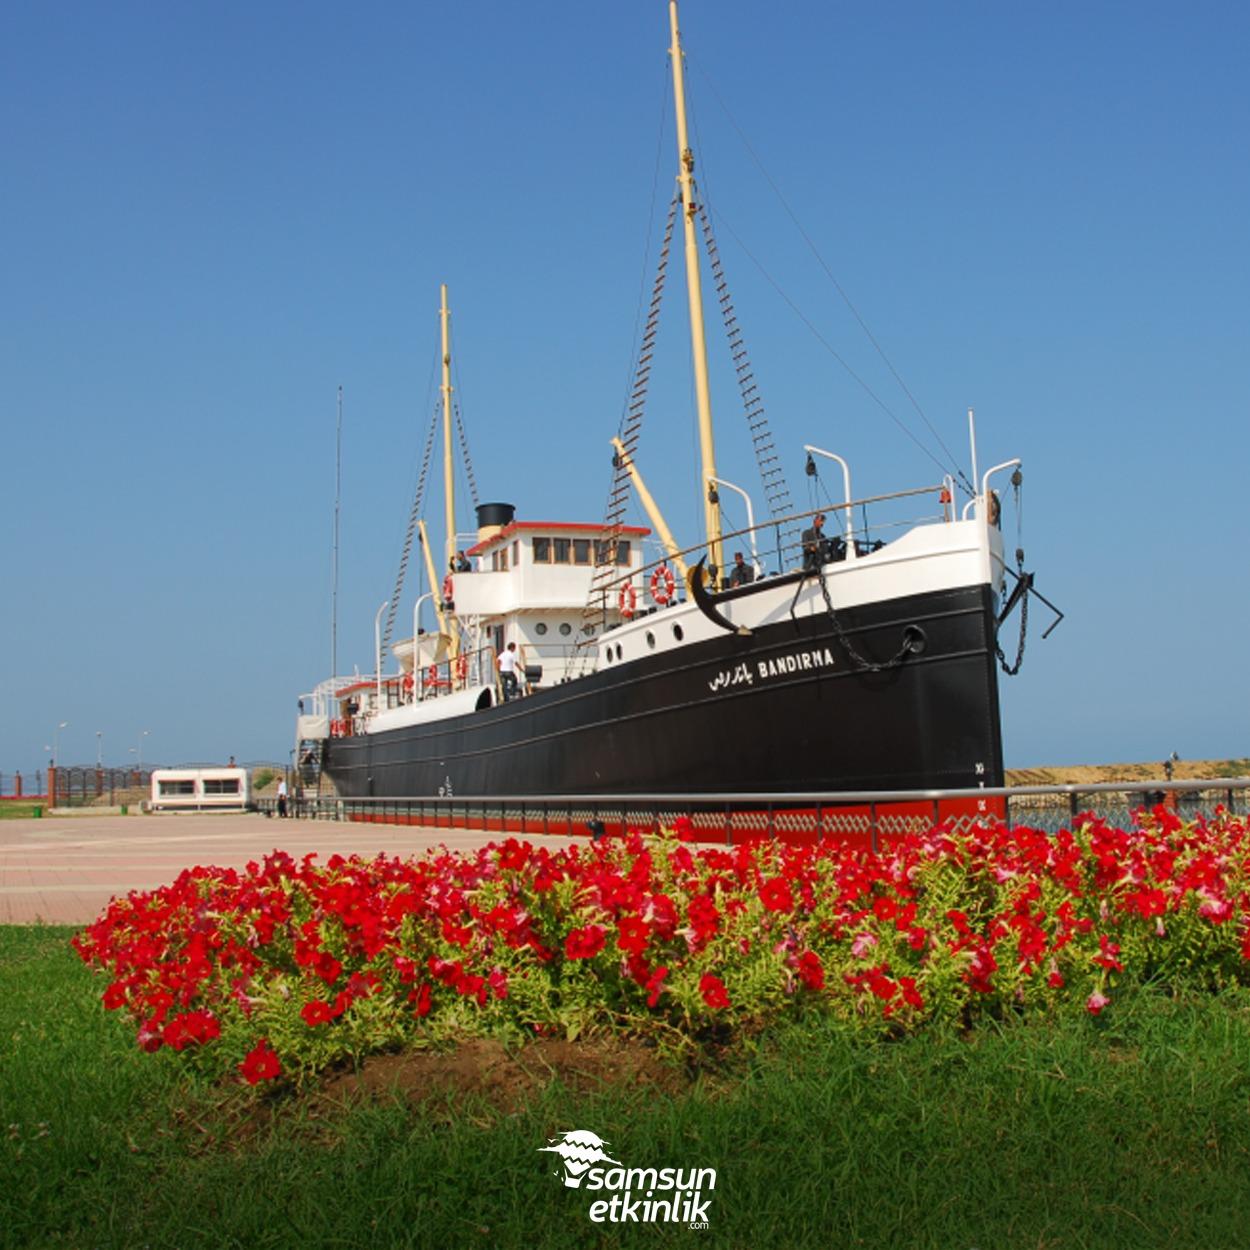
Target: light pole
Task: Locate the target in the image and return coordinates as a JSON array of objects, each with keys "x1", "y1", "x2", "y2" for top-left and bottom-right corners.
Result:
[
  {"x1": 708, "y1": 476, "x2": 759, "y2": 573},
  {"x1": 96, "y1": 731, "x2": 103, "y2": 770},
  {"x1": 137, "y1": 730, "x2": 150, "y2": 771},
  {"x1": 52, "y1": 721, "x2": 68, "y2": 766}
]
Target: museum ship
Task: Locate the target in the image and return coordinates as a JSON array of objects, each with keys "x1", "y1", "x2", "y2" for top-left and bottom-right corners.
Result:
[{"x1": 295, "y1": 2, "x2": 1049, "y2": 817}]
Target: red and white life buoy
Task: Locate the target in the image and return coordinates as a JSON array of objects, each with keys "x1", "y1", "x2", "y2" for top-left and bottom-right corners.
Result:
[
  {"x1": 650, "y1": 564, "x2": 676, "y2": 606},
  {"x1": 618, "y1": 582, "x2": 637, "y2": 618},
  {"x1": 455, "y1": 654, "x2": 469, "y2": 684},
  {"x1": 427, "y1": 663, "x2": 443, "y2": 687},
  {"x1": 330, "y1": 718, "x2": 345, "y2": 738},
  {"x1": 442, "y1": 574, "x2": 454, "y2": 604}
]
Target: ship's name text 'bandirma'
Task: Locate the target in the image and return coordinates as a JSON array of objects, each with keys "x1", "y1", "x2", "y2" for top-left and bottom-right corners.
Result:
[
  {"x1": 708, "y1": 647, "x2": 837, "y2": 693},
  {"x1": 758, "y1": 647, "x2": 837, "y2": 679}
]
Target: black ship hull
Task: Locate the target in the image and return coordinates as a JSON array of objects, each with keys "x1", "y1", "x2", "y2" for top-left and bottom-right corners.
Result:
[{"x1": 323, "y1": 581, "x2": 1004, "y2": 800}]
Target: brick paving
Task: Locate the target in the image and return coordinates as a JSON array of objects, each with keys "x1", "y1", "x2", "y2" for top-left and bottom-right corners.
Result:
[{"x1": 0, "y1": 812, "x2": 583, "y2": 926}]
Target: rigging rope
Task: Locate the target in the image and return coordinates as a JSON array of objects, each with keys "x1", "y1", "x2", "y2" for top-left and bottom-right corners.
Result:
[
  {"x1": 697, "y1": 202, "x2": 800, "y2": 560},
  {"x1": 453, "y1": 400, "x2": 481, "y2": 510},
  {"x1": 692, "y1": 60, "x2": 975, "y2": 497},
  {"x1": 381, "y1": 403, "x2": 441, "y2": 655},
  {"x1": 576, "y1": 193, "x2": 681, "y2": 657}
]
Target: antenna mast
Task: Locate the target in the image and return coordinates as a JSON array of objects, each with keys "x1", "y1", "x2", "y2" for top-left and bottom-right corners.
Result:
[
  {"x1": 332, "y1": 383, "x2": 342, "y2": 679},
  {"x1": 440, "y1": 285, "x2": 456, "y2": 582},
  {"x1": 668, "y1": 0, "x2": 723, "y2": 581}
]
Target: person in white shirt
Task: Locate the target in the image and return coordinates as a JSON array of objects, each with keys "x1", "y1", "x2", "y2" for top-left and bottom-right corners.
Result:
[
  {"x1": 277, "y1": 777, "x2": 288, "y2": 818},
  {"x1": 497, "y1": 642, "x2": 523, "y2": 702}
]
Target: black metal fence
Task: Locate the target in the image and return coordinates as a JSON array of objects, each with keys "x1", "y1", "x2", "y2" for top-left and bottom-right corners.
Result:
[
  {"x1": 50, "y1": 766, "x2": 153, "y2": 807},
  {"x1": 0, "y1": 771, "x2": 46, "y2": 799}
]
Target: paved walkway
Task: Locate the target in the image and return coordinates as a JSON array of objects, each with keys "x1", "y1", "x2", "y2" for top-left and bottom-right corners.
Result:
[{"x1": 0, "y1": 812, "x2": 583, "y2": 927}]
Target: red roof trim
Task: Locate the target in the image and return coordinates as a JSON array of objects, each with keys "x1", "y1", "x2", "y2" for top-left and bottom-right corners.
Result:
[{"x1": 467, "y1": 521, "x2": 650, "y2": 556}]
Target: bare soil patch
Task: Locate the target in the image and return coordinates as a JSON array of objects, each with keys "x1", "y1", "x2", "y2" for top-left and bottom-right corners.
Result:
[{"x1": 322, "y1": 1035, "x2": 689, "y2": 1113}]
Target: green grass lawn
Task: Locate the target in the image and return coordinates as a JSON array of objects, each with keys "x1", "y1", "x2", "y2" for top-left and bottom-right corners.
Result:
[
  {"x1": 4, "y1": 924, "x2": 1250, "y2": 1249},
  {"x1": 0, "y1": 801, "x2": 45, "y2": 819}
]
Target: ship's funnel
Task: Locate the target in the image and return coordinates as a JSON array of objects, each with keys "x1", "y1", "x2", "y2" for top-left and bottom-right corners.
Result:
[{"x1": 476, "y1": 501, "x2": 515, "y2": 544}]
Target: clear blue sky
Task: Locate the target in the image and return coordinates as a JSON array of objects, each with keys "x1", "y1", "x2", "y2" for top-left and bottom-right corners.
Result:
[{"x1": 2, "y1": 1, "x2": 1246, "y2": 777}]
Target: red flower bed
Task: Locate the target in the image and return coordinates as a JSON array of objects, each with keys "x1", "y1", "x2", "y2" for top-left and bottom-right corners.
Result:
[{"x1": 72, "y1": 807, "x2": 1250, "y2": 1085}]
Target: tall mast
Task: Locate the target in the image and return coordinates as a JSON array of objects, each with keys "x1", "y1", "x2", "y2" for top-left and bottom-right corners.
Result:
[
  {"x1": 440, "y1": 284, "x2": 456, "y2": 581},
  {"x1": 439, "y1": 284, "x2": 461, "y2": 661},
  {"x1": 668, "y1": 0, "x2": 722, "y2": 580},
  {"x1": 332, "y1": 384, "x2": 342, "y2": 679}
]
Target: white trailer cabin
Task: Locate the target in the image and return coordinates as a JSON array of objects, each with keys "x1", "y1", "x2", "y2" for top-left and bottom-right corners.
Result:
[{"x1": 150, "y1": 767, "x2": 252, "y2": 812}]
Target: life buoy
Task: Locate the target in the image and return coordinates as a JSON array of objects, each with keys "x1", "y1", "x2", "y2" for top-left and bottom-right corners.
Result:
[
  {"x1": 330, "y1": 718, "x2": 345, "y2": 738},
  {"x1": 442, "y1": 574, "x2": 454, "y2": 604},
  {"x1": 402, "y1": 671, "x2": 414, "y2": 696},
  {"x1": 427, "y1": 663, "x2": 442, "y2": 687},
  {"x1": 618, "y1": 582, "x2": 637, "y2": 618},
  {"x1": 650, "y1": 564, "x2": 676, "y2": 606},
  {"x1": 455, "y1": 654, "x2": 469, "y2": 684}
]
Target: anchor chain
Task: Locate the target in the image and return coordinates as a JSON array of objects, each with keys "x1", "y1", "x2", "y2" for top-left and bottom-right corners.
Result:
[
  {"x1": 799, "y1": 565, "x2": 919, "y2": 673},
  {"x1": 996, "y1": 550, "x2": 1029, "y2": 676}
]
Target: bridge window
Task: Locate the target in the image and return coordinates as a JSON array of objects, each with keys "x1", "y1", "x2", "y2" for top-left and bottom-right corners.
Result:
[{"x1": 533, "y1": 537, "x2": 551, "y2": 562}]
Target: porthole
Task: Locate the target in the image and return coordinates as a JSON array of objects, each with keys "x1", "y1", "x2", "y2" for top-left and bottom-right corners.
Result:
[
  {"x1": 615, "y1": 644, "x2": 623, "y2": 661},
  {"x1": 559, "y1": 622, "x2": 572, "y2": 637},
  {"x1": 673, "y1": 623, "x2": 684, "y2": 642},
  {"x1": 535, "y1": 622, "x2": 548, "y2": 636},
  {"x1": 603, "y1": 648, "x2": 612, "y2": 663},
  {"x1": 646, "y1": 631, "x2": 656, "y2": 649}
]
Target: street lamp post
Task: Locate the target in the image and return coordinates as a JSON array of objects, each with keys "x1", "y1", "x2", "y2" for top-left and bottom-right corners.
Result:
[
  {"x1": 53, "y1": 721, "x2": 68, "y2": 766},
  {"x1": 137, "y1": 730, "x2": 150, "y2": 771},
  {"x1": 96, "y1": 731, "x2": 103, "y2": 769}
]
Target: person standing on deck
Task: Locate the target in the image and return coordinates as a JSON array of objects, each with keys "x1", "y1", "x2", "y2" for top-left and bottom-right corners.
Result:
[{"x1": 497, "y1": 642, "x2": 522, "y2": 702}]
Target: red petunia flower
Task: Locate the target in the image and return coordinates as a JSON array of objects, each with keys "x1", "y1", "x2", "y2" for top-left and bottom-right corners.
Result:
[
  {"x1": 674, "y1": 816, "x2": 697, "y2": 842},
  {"x1": 564, "y1": 924, "x2": 607, "y2": 960},
  {"x1": 617, "y1": 914, "x2": 651, "y2": 955},
  {"x1": 301, "y1": 999, "x2": 334, "y2": 1027},
  {"x1": 759, "y1": 878, "x2": 794, "y2": 913},
  {"x1": 239, "y1": 1038, "x2": 282, "y2": 1085},
  {"x1": 796, "y1": 950, "x2": 825, "y2": 991},
  {"x1": 646, "y1": 965, "x2": 669, "y2": 1008},
  {"x1": 699, "y1": 973, "x2": 731, "y2": 1010}
]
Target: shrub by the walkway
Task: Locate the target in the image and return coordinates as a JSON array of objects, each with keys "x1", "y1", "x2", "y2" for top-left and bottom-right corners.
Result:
[{"x1": 72, "y1": 808, "x2": 1250, "y2": 1085}]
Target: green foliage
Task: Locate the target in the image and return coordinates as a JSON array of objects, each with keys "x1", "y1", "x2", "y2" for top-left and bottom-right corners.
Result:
[{"x1": 7, "y1": 924, "x2": 1250, "y2": 1249}]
